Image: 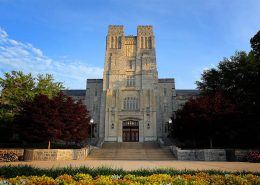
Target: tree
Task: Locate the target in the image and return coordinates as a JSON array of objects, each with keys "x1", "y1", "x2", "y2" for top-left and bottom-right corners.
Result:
[
  {"x1": 172, "y1": 93, "x2": 240, "y2": 148},
  {"x1": 15, "y1": 93, "x2": 90, "y2": 143},
  {"x1": 192, "y1": 31, "x2": 260, "y2": 148},
  {"x1": 250, "y1": 30, "x2": 260, "y2": 60},
  {"x1": 196, "y1": 31, "x2": 260, "y2": 114},
  {"x1": 0, "y1": 71, "x2": 64, "y2": 121}
]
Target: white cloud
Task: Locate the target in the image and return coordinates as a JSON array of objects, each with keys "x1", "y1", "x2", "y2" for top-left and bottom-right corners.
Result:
[{"x1": 0, "y1": 27, "x2": 103, "y2": 89}]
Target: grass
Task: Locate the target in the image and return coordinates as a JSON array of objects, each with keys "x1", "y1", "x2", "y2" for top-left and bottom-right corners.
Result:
[{"x1": 0, "y1": 165, "x2": 259, "y2": 178}]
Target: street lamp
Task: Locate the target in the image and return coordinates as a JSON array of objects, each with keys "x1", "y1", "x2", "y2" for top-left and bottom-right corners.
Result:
[
  {"x1": 90, "y1": 118, "x2": 94, "y2": 144},
  {"x1": 168, "y1": 118, "x2": 172, "y2": 136}
]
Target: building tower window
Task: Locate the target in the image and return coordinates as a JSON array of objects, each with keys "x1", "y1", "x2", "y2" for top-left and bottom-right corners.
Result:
[
  {"x1": 129, "y1": 61, "x2": 133, "y2": 69},
  {"x1": 127, "y1": 76, "x2": 135, "y2": 87},
  {"x1": 164, "y1": 88, "x2": 167, "y2": 96}
]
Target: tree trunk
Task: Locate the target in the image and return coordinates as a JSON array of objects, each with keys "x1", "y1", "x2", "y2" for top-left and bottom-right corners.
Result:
[{"x1": 209, "y1": 136, "x2": 213, "y2": 149}]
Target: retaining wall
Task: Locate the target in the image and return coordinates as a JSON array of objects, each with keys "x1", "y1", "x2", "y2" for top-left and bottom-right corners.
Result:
[
  {"x1": 170, "y1": 146, "x2": 226, "y2": 161},
  {"x1": 23, "y1": 148, "x2": 90, "y2": 161}
]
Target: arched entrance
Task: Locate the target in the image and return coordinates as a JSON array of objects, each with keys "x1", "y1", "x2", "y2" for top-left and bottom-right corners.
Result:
[{"x1": 122, "y1": 120, "x2": 139, "y2": 142}]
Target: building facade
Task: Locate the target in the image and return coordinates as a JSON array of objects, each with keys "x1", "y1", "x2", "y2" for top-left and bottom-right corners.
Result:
[{"x1": 64, "y1": 25, "x2": 199, "y2": 143}]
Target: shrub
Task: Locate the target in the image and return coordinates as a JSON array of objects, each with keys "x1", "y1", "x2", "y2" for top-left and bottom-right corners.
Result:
[
  {"x1": 0, "y1": 153, "x2": 18, "y2": 162},
  {"x1": 245, "y1": 151, "x2": 260, "y2": 163}
]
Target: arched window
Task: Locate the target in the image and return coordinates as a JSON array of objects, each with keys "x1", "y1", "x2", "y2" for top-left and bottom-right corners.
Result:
[
  {"x1": 148, "y1": 37, "x2": 152, "y2": 49},
  {"x1": 118, "y1": 36, "x2": 121, "y2": 49},
  {"x1": 141, "y1": 37, "x2": 144, "y2": 48},
  {"x1": 145, "y1": 37, "x2": 148, "y2": 48},
  {"x1": 110, "y1": 37, "x2": 114, "y2": 48},
  {"x1": 115, "y1": 36, "x2": 118, "y2": 48}
]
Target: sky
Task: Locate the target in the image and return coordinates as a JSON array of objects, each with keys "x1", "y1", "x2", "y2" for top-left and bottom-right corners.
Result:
[{"x1": 0, "y1": 0, "x2": 259, "y2": 89}]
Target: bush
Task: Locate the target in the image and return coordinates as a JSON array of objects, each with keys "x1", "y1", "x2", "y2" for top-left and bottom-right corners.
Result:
[
  {"x1": 0, "y1": 153, "x2": 18, "y2": 162},
  {"x1": 245, "y1": 151, "x2": 260, "y2": 163}
]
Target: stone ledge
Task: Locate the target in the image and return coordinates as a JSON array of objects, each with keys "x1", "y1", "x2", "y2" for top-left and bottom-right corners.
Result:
[
  {"x1": 170, "y1": 146, "x2": 226, "y2": 161},
  {"x1": 23, "y1": 148, "x2": 90, "y2": 161}
]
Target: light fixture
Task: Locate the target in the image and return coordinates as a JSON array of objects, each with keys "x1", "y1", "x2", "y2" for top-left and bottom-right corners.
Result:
[
  {"x1": 147, "y1": 120, "x2": 151, "y2": 129},
  {"x1": 90, "y1": 118, "x2": 94, "y2": 124},
  {"x1": 168, "y1": 118, "x2": 172, "y2": 124}
]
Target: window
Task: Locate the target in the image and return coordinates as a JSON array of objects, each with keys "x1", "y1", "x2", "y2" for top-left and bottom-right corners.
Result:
[
  {"x1": 123, "y1": 97, "x2": 138, "y2": 110},
  {"x1": 164, "y1": 88, "x2": 167, "y2": 96},
  {"x1": 127, "y1": 76, "x2": 135, "y2": 87},
  {"x1": 129, "y1": 61, "x2": 133, "y2": 69},
  {"x1": 164, "y1": 103, "x2": 168, "y2": 112}
]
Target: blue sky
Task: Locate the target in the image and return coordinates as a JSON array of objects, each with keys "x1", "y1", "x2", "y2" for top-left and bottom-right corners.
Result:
[{"x1": 0, "y1": 0, "x2": 259, "y2": 89}]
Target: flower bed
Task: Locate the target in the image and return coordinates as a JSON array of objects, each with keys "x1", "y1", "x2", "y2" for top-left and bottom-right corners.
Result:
[{"x1": 0, "y1": 173, "x2": 259, "y2": 184}]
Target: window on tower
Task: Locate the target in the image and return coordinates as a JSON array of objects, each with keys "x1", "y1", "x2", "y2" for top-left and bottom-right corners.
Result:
[{"x1": 126, "y1": 76, "x2": 135, "y2": 87}]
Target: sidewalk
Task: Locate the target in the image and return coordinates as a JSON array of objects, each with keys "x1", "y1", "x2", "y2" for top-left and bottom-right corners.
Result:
[{"x1": 1, "y1": 160, "x2": 259, "y2": 172}]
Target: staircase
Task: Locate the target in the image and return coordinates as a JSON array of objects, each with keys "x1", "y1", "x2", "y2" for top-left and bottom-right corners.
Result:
[{"x1": 87, "y1": 142, "x2": 176, "y2": 160}]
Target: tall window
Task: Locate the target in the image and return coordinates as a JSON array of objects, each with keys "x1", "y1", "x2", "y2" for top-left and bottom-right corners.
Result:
[
  {"x1": 123, "y1": 97, "x2": 138, "y2": 110},
  {"x1": 127, "y1": 76, "x2": 135, "y2": 87},
  {"x1": 129, "y1": 61, "x2": 133, "y2": 69},
  {"x1": 164, "y1": 88, "x2": 167, "y2": 96}
]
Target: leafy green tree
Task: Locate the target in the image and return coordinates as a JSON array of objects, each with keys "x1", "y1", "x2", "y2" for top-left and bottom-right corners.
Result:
[
  {"x1": 196, "y1": 31, "x2": 260, "y2": 114},
  {"x1": 191, "y1": 31, "x2": 260, "y2": 148},
  {"x1": 0, "y1": 71, "x2": 64, "y2": 116},
  {"x1": 0, "y1": 71, "x2": 35, "y2": 114},
  {"x1": 36, "y1": 74, "x2": 64, "y2": 98},
  {"x1": 0, "y1": 71, "x2": 64, "y2": 142},
  {"x1": 250, "y1": 30, "x2": 260, "y2": 60}
]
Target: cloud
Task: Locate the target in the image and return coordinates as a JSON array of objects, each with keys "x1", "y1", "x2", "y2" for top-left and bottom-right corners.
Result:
[{"x1": 0, "y1": 27, "x2": 103, "y2": 89}]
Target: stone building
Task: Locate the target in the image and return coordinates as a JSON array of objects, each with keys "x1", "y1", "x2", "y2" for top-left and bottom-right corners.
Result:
[{"x1": 64, "y1": 25, "x2": 199, "y2": 143}]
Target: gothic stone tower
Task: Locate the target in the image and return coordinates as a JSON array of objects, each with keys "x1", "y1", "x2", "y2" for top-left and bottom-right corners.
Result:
[{"x1": 101, "y1": 25, "x2": 159, "y2": 142}]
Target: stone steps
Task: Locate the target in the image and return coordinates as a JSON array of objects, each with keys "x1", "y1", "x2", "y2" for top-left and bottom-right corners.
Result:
[{"x1": 87, "y1": 142, "x2": 176, "y2": 160}]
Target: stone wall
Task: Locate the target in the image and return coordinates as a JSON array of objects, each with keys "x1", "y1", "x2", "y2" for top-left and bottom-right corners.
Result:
[
  {"x1": 23, "y1": 148, "x2": 89, "y2": 161},
  {"x1": 170, "y1": 146, "x2": 226, "y2": 161},
  {"x1": 0, "y1": 149, "x2": 24, "y2": 160}
]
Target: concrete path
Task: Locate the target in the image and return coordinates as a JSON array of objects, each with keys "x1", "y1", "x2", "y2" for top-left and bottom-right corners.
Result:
[{"x1": 1, "y1": 160, "x2": 260, "y2": 172}]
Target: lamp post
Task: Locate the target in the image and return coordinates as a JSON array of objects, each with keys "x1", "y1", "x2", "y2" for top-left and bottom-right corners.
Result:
[
  {"x1": 90, "y1": 118, "x2": 94, "y2": 145},
  {"x1": 168, "y1": 118, "x2": 172, "y2": 137}
]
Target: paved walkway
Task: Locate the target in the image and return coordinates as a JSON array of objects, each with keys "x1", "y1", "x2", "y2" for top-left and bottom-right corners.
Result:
[{"x1": 1, "y1": 160, "x2": 260, "y2": 172}]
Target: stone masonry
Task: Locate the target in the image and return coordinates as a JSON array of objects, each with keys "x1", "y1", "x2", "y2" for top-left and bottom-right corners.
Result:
[{"x1": 64, "y1": 25, "x2": 199, "y2": 143}]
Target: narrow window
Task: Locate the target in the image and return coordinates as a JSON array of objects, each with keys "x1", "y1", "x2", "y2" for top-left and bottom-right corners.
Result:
[
  {"x1": 118, "y1": 36, "x2": 121, "y2": 49},
  {"x1": 129, "y1": 61, "x2": 133, "y2": 69},
  {"x1": 115, "y1": 36, "x2": 118, "y2": 48},
  {"x1": 148, "y1": 37, "x2": 152, "y2": 49},
  {"x1": 111, "y1": 37, "x2": 114, "y2": 48},
  {"x1": 164, "y1": 88, "x2": 167, "y2": 96}
]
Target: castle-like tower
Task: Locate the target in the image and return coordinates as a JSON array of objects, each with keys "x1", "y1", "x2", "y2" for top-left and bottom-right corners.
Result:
[{"x1": 86, "y1": 25, "x2": 176, "y2": 143}]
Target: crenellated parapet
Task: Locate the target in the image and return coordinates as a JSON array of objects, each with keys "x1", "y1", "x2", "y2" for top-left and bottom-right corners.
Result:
[{"x1": 137, "y1": 25, "x2": 153, "y2": 36}]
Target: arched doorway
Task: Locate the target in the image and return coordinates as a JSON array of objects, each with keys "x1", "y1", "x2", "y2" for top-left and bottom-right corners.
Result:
[{"x1": 122, "y1": 120, "x2": 139, "y2": 142}]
